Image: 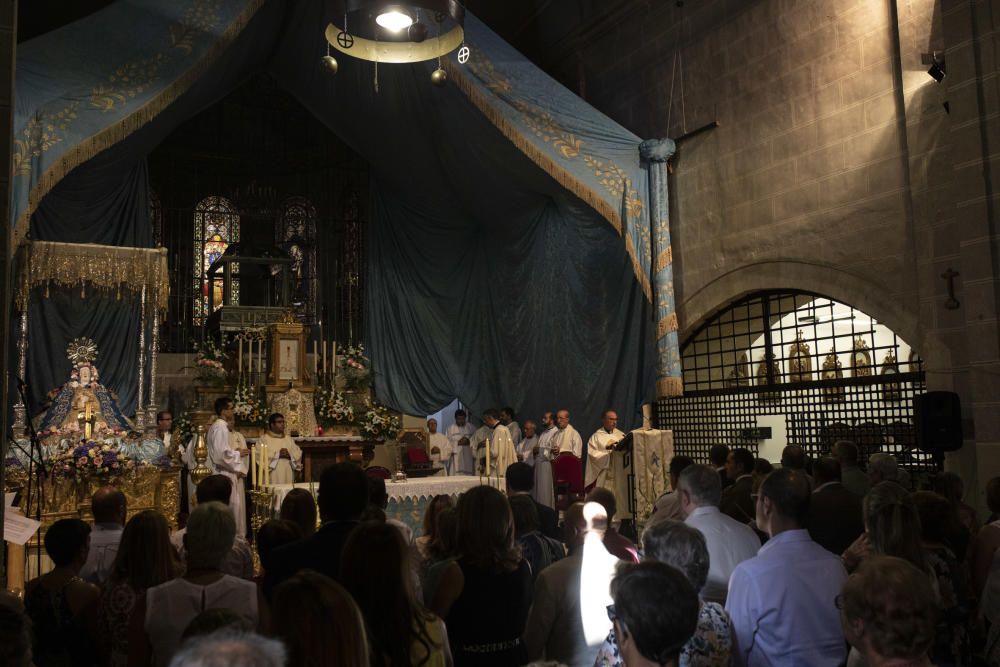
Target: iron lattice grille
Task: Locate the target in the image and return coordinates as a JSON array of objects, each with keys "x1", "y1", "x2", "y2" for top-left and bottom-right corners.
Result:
[{"x1": 654, "y1": 291, "x2": 935, "y2": 480}]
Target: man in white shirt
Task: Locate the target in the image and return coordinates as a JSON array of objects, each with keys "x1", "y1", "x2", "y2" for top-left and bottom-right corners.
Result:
[
  {"x1": 517, "y1": 419, "x2": 539, "y2": 465},
  {"x1": 427, "y1": 418, "x2": 451, "y2": 475},
  {"x1": 207, "y1": 397, "x2": 248, "y2": 537},
  {"x1": 500, "y1": 407, "x2": 522, "y2": 448},
  {"x1": 551, "y1": 409, "x2": 583, "y2": 458},
  {"x1": 726, "y1": 468, "x2": 847, "y2": 666},
  {"x1": 261, "y1": 413, "x2": 302, "y2": 485},
  {"x1": 80, "y1": 486, "x2": 126, "y2": 584},
  {"x1": 676, "y1": 464, "x2": 760, "y2": 604},
  {"x1": 585, "y1": 410, "x2": 625, "y2": 489},
  {"x1": 445, "y1": 409, "x2": 476, "y2": 475}
]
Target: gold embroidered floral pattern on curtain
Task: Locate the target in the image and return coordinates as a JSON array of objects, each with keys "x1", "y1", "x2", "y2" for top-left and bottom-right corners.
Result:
[{"x1": 16, "y1": 241, "x2": 169, "y2": 312}]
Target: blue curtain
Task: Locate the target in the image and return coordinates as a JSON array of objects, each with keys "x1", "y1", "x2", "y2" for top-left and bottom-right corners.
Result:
[{"x1": 14, "y1": 0, "x2": 674, "y2": 433}]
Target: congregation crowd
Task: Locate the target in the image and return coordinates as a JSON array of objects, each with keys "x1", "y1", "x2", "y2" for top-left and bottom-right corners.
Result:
[{"x1": 3, "y1": 438, "x2": 1000, "y2": 667}]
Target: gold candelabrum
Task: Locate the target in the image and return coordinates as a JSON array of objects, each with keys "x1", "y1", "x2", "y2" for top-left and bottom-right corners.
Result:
[
  {"x1": 248, "y1": 486, "x2": 276, "y2": 575},
  {"x1": 189, "y1": 426, "x2": 211, "y2": 489}
]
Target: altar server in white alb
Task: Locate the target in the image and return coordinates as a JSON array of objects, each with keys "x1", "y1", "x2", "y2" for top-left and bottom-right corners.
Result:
[
  {"x1": 551, "y1": 409, "x2": 583, "y2": 458},
  {"x1": 207, "y1": 397, "x2": 249, "y2": 536},
  {"x1": 586, "y1": 410, "x2": 625, "y2": 489},
  {"x1": 261, "y1": 413, "x2": 302, "y2": 485},
  {"x1": 517, "y1": 419, "x2": 539, "y2": 465},
  {"x1": 427, "y1": 418, "x2": 452, "y2": 475},
  {"x1": 478, "y1": 408, "x2": 518, "y2": 474},
  {"x1": 533, "y1": 411, "x2": 557, "y2": 508},
  {"x1": 446, "y1": 409, "x2": 477, "y2": 475}
]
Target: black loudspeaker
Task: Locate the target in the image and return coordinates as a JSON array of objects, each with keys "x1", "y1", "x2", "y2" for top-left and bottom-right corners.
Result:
[{"x1": 914, "y1": 391, "x2": 963, "y2": 454}]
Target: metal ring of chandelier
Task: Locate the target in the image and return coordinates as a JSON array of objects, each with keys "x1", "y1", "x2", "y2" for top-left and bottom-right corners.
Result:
[{"x1": 326, "y1": 0, "x2": 465, "y2": 64}]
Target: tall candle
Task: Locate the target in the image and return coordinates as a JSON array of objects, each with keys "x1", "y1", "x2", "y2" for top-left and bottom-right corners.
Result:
[
  {"x1": 262, "y1": 442, "x2": 269, "y2": 486},
  {"x1": 323, "y1": 340, "x2": 328, "y2": 376},
  {"x1": 332, "y1": 341, "x2": 337, "y2": 378},
  {"x1": 238, "y1": 338, "x2": 243, "y2": 378},
  {"x1": 313, "y1": 340, "x2": 318, "y2": 376},
  {"x1": 257, "y1": 340, "x2": 263, "y2": 377},
  {"x1": 249, "y1": 443, "x2": 256, "y2": 487}
]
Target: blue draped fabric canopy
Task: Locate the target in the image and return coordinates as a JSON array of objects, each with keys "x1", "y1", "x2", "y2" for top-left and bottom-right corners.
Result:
[{"x1": 13, "y1": 0, "x2": 681, "y2": 431}]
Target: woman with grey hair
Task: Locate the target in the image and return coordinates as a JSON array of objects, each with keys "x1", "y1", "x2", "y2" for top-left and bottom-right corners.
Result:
[
  {"x1": 128, "y1": 502, "x2": 259, "y2": 667},
  {"x1": 593, "y1": 519, "x2": 733, "y2": 667}
]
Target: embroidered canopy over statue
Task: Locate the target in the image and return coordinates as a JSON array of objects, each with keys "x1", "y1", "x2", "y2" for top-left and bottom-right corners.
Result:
[{"x1": 12, "y1": 0, "x2": 682, "y2": 429}]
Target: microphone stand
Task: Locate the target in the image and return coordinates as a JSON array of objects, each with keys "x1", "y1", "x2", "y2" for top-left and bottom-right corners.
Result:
[{"x1": 14, "y1": 378, "x2": 48, "y2": 580}]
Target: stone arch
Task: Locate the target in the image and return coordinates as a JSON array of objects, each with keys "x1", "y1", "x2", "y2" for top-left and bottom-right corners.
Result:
[{"x1": 676, "y1": 260, "x2": 953, "y2": 384}]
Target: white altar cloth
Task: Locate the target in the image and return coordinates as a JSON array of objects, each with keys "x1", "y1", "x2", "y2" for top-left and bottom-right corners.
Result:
[{"x1": 270, "y1": 475, "x2": 500, "y2": 509}]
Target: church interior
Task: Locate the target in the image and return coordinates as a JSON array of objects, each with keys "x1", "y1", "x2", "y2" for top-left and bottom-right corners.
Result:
[{"x1": 2, "y1": 0, "x2": 1000, "y2": 665}]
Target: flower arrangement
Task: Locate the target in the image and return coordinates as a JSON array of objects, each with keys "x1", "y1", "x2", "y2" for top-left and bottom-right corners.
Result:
[
  {"x1": 341, "y1": 343, "x2": 371, "y2": 391},
  {"x1": 315, "y1": 386, "x2": 355, "y2": 427},
  {"x1": 194, "y1": 338, "x2": 227, "y2": 385},
  {"x1": 358, "y1": 400, "x2": 401, "y2": 441},
  {"x1": 50, "y1": 440, "x2": 137, "y2": 479},
  {"x1": 233, "y1": 383, "x2": 268, "y2": 427}
]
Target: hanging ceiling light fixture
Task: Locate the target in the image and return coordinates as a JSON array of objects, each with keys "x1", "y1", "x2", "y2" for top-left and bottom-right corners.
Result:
[{"x1": 321, "y1": 0, "x2": 468, "y2": 87}]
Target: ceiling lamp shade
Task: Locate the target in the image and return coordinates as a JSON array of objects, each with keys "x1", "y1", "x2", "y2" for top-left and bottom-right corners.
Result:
[{"x1": 325, "y1": 0, "x2": 466, "y2": 65}]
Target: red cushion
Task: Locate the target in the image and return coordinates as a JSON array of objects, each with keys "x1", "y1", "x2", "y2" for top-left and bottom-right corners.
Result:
[
  {"x1": 552, "y1": 453, "x2": 583, "y2": 494},
  {"x1": 406, "y1": 447, "x2": 430, "y2": 465}
]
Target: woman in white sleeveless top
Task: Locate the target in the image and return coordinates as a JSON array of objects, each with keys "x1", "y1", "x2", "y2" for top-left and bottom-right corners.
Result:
[{"x1": 128, "y1": 502, "x2": 258, "y2": 667}]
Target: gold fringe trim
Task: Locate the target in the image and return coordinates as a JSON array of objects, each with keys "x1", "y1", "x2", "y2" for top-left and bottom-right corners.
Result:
[
  {"x1": 657, "y1": 312, "x2": 678, "y2": 340},
  {"x1": 657, "y1": 376, "x2": 684, "y2": 398},
  {"x1": 17, "y1": 241, "x2": 169, "y2": 312},
  {"x1": 446, "y1": 59, "x2": 653, "y2": 303},
  {"x1": 654, "y1": 246, "x2": 672, "y2": 273},
  {"x1": 13, "y1": 0, "x2": 267, "y2": 248}
]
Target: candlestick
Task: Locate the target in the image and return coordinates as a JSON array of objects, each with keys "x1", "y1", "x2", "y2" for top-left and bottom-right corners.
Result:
[
  {"x1": 323, "y1": 340, "x2": 328, "y2": 377},
  {"x1": 485, "y1": 437, "x2": 491, "y2": 477},
  {"x1": 262, "y1": 442, "x2": 269, "y2": 486}
]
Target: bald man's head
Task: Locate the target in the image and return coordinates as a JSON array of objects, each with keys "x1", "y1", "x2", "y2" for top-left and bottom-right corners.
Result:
[{"x1": 91, "y1": 487, "x2": 127, "y2": 525}]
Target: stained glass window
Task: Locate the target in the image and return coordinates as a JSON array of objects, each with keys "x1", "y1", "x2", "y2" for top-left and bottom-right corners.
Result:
[
  {"x1": 193, "y1": 196, "x2": 240, "y2": 325},
  {"x1": 278, "y1": 197, "x2": 318, "y2": 322}
]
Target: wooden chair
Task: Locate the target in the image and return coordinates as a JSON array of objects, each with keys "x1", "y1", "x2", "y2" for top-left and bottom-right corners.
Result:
[{"x1": 552, "y1": 453, "x2": 584, "y2": 512}]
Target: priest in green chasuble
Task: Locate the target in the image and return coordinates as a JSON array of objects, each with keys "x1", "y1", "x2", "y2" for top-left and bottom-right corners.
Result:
[{"x1": 261, "y1": 413, "x2": 302, "y2": 485}]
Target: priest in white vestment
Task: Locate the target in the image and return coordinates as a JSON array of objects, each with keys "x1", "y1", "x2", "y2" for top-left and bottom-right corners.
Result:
[
  {"x1": 533, "y1": 412, "x2": 557, "y2": 508},
  {"x1": 500, "y1": 408, "x2": 522, "y2": 448},
  {"x1": 446, "y1": 410, "x2": 477, "y2": 475},
  {"x1": 585, "y1": 410, "x2": 626, "y2": 489},
  {"x1": 517, "y1": 420, "x2": 539, "y2": 465},
  {"x1": 551, "y1": 409, "x2": 583, "y2": 458},
  {"x1": 261, "y1": 413, "x2": 302, "y2": 485},
  {"x1": 427, "y1": 418, "x2": 452, "y2": 475},
  {"x1": 477, "y1": 409, "x2": 518, "y2": 475},
  {"x1": 207, "y1": 398, "x2": 248, "y2": 536}
]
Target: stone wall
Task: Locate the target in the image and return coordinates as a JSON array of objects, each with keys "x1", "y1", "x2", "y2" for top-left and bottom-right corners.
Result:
[{"x1": 551, "y1": 0, "x2": 1000, "y2": 505}]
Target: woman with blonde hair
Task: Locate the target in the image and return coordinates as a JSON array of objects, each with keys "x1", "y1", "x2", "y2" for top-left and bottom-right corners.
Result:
[
  {"x1": 97, "y1": 510, "x2": 179, "y2": 666},
  {"x1": 272, "y1": 570, "x2": 369, "y2": 667},
  {"x1": 342, "y1": 521, "x2": 452, "y2": 666},
  {"x1": 432, "y1": 486, "x2": 531, "y2": 666}
]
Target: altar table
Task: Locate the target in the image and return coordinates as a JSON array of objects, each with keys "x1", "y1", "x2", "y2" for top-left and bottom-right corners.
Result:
[{"x1": 270, "y1": 476, "x2": 501, "y2": 536}]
